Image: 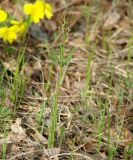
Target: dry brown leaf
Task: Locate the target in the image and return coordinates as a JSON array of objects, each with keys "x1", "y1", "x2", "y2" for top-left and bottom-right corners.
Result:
[
  {"x1": 64, "y1": 75, "x2": 71, "y2": 90},
  {"x1": 43, "y1": 148, "x2": 60, "y2": 157},
  {"x1": 44, "y1": 20, "x2": 57, "y2": 32},
  {"x1": 103, "y1": 10, "x2": 121, "y2": 30},
  {"x1": 83, "y1": 138, "x2": 98, "y2": 153},
  {"x1": 3, "y1": 59, "x2": 17, "y2": 73},
  {"x1": 68, "y1": 38, "x2": 87, "y2": 52},
  {"x1": 8, "y1": 118, "x2": 26, "y2": 141},
  {"x1": 33, "y1": 132, "x2": 48, "y2": 145},
  {"x1": 74, "y1": 79, "x2": 86, "y2": 90}
]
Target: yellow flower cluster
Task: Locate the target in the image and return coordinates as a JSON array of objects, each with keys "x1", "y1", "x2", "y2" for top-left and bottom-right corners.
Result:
[
  {"x1": 24, "y1": 0, "x2": 53, "y2": 23},
  {"x1": 0, "y1": 0, "x2": 53, "y2": 44},
  {"x1": 0, "y1": 20, "x2": 27, "y2": 43}
]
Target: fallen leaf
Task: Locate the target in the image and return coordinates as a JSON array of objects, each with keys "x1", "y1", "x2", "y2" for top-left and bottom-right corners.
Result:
[
  {"x1": 103, "y1": 10, "x2": 121, "y2": 30},
  {"x1": 43, "y1": 147, "x2": 60, "y2": 157},
  {"x1": 8, "y1": 118, "x2": 26, "y2": 141}
]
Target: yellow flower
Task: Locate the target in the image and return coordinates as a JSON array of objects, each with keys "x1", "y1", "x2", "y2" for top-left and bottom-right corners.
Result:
[
  {"x1": 23, "y1": 0, "x2": 46, "y2": 23},
  {"x1": 0, "y1": 9, "x2": 7, "y2": 22},
  {"x1": 44, "y1": 3, "x2": 53, "y2": 19},
  {"x1": 0, "y1": 26, "x2": 17, "y2": 43},
  {"x1": 10, "y1": 20, "x2": 27, "y2": 36}
]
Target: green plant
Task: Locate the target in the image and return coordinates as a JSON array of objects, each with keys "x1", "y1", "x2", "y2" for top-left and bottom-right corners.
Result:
[
  {"x1": 2, "y1": 124, "x2": 8, "y2": 160},
  {"x1": 48, "y1": 45, "x2": 72, "y2": 148},
  {"x1": 36, "y1": 100, "x2": 47, "y2": 133},
  {"x1": 9, "y1": 49, "x2": 26, "y2": 111}
]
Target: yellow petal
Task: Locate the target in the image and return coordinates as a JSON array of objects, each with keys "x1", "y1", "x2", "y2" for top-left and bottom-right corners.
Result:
[
  {"x1": 34, "y1": 0, "x2": 45, "y2": 18},
  {"x1": 7, "y1": 33, "x2": 17, "y2": 43},
  {"x1": 10, "y1": 21, "x2": 26, "y2": 36},
  {"x1": 44, "y1": 3, "x2": 53, "y2": 19},
  {"x1": 33, "y1": 14, "x2": 40, "y2": 23},
  {"x1": 23, "y1": 3, "x2": 33, "y2": 15},
  {"x1": 45, "y1": 10, "x2": 53, "y2": 19},
  {"x1": 37, "y1": 10, "x2": 44, "y2": 19},
  {"x1": 0, "y1": 27, "x2": 7, "y2": 37},
  {"x1": 34, "y1": 0, "x2": 45, "y2": 10},
  {"x1": 18, "y1": 23, "x2": 26, "y2": 35},
  {"x1": 0, "y1": 9, "x2": 7, "y2": 22},
  {"x1": 45, "y1": 3, "x2": 52, "y2": 11},
  {"x1": 10, "y1": 20, "x2": 19, "y2": 25}
]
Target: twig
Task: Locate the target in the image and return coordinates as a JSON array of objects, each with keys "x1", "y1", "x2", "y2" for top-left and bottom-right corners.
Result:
[{"x1": 50, "y1": 152, "x2": 94, "y2": 160}]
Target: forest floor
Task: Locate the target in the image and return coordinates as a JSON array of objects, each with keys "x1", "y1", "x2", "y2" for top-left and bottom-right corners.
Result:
[{"x1": 0, "y1": 0, "x2": 133, "y2": 159}]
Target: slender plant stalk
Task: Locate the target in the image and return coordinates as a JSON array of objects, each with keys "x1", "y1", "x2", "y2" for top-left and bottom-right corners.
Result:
[{"x1": 48, "y1": 67, "x2": 63, "y2": 148}]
